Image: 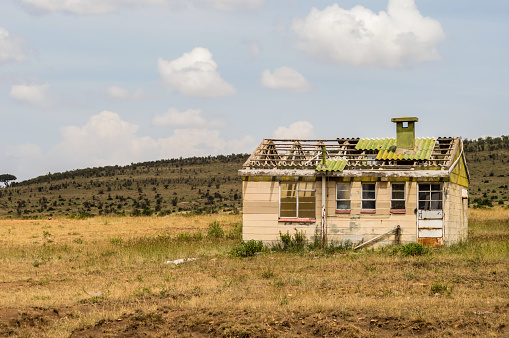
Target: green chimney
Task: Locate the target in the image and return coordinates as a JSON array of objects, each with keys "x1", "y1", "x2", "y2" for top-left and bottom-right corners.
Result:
[{"x1": 391, "y1": 117, "x2": 418, "y2": 150}]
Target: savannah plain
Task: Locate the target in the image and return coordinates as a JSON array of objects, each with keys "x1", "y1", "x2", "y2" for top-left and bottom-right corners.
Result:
[
  {"x1": 0, "y1": 209, "x2": 508, "y2": 337},
  {"x1": 0, "y1": 138, "x2": 508, "y2": 337}
]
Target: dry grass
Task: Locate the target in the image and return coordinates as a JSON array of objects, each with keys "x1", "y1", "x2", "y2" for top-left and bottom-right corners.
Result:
[
  {"x1": 1, "y1": 210, "x2": 508, "y2": 337},
  {"x1": 0, "y1": 214, "x2": 240, "y2": 246},
  {"x1": 469, "y1": 206, "x2": 509, "y2": 223}
]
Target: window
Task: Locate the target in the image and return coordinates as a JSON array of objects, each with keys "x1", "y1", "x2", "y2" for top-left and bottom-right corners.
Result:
[
  {"x1": 418, "y1": 184, "x2": 442, "y2": 210},
  {"x1": 391, "y1": 183, "x2": 406, "y2": 211},
  {"x1": 361, "y1": 183, "x2": 376, "y2": 210},
  {"x1": 280, "y1": 182, "x2": 315, "y2": 219},
  {"x1": 336, "y1": 182, "x2": 351, "y2": 211}
]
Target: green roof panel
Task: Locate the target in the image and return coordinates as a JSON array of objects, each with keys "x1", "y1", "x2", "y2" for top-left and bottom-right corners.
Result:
[
  {"x1": 356, "y1": 137, "x2": 436, "y2": 161},
  {"x1": 316, "y1": 158, "x2": 348, "y2": 172}
]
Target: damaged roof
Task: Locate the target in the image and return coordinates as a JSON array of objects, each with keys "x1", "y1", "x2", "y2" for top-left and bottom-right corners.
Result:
[{"x1": 241, "y1": 137, "x2": 462, "y2": 174}]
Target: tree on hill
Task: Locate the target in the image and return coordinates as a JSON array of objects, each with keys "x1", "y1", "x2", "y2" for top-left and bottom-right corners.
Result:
[{"x1": 0, "y1": 174, "x2": 17, "y2": 187}]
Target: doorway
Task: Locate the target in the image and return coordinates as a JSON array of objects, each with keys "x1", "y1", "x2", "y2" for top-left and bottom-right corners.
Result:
[{"x1": 417, "y1": 183, "x2": 444, "y2": 246}]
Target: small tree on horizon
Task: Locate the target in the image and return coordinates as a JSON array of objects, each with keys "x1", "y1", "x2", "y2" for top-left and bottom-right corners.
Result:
[{"x1": 0, "y1": 174, "x2": 17, "y2": 188}]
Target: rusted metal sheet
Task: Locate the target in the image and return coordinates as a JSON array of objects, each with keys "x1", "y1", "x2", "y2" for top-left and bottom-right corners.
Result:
[{"x1": 418, "y1": 237, "x2": 443, "y2": 247}]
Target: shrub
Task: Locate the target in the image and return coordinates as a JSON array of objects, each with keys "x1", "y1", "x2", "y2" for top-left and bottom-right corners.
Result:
[
  {"x1": 431, "y1": 280, "x2": 453, "y2": 296},
  {"x1": 229, "y1": 240, "x2": 265, "y2": 257},
  {"x1": 177, "y1": 232, "x2": 191, "y2": 241},
  {"x1": 274, "y1": 230, "x2": 306, "y2": 252},
  {"x1": 131, "y1": 209, "x2": 142, "y2": 216},
  {"x1": 109, "y1": 237, "x2": 123, "y2": 245},
  {"x1": 207, "y1": 221, "x2": 224, "y2": 238},
  {"x1": 141, "y1": 207, "x2": 153, "y2": 216}
]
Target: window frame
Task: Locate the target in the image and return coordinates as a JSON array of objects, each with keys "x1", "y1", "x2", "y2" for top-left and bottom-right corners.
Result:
[
  {"x1": 418, "y1": 183, "x2": 443, "y2": 211},
  {"x1": 361, "y1": 182, "x2": 376, "y2": 213},
  {"x1": 335, "y1": 182, "x2": 351, "y2": 214},
  {"x1": 279, "y1": 181, "x2": 316, "y2": 222},
  {"x1": 391, "y1": 183, "x2": 406, "y2": 213}
]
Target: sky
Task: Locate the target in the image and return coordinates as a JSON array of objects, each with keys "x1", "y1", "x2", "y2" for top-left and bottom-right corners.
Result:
[{"x1": 0, "y1": 0, "x2": 508, "y2": 181}]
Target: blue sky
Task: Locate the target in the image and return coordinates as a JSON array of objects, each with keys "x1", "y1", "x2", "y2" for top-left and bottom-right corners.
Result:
[{"x1": 0, "y1": 0, "x2": 508, "y2": 180}]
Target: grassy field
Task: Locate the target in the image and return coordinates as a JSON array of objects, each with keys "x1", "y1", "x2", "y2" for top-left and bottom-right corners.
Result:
[{"x1": 0, "y1": 209, "x2": 508, "y2": 337}]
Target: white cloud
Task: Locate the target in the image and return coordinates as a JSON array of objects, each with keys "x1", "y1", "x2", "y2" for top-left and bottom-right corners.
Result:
[
  {"x1": 292, "y1": 0, "x2": 445, "y2": 68},
  {"x1": 158, "y1": 47, "x2": 235, "y2": 97},
  {"x1": 199, "y1": 0, "x2": 264, "y2": 12},
  {"x1": 2, "y1": 111, "x2": 257, "y2": 180},
  {"x1": 261, "y1": 67, "x2": 311, "y2": 92},
  {"x1": 9, "y1": 83, "x2": 55, "y2": 108},
  {"x1": 0, "y1": 26, "x2": 28, "y2": 65},
  {"x1": 152, "y1": 108, "x2": 225, "y2": 128},
  {"x1": 53, "y1": 111, "x2": 157, "y2": 168},
  {"x1": 18, "y1": 0, "x2": 179, "y2": 15},
  {"x1": 49, "y1": 110, "x2": 253, "y2": 171},
  {"x1": 106, "y1": 85, "x2": 145, "y2": 101},
  {"x1": 159, "y1": 128, "x2": 255, "y2": 157},
  {"x1": 273, "y1": 121, "x2": 315, "y2": 139},
  {"x1": 152, "y1": 108, "x2": 208, "y2": 128}
]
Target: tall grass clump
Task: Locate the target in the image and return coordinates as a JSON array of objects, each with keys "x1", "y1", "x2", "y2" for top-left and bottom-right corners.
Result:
[
  {"x1": 272, "y1": 230, "x2": 306, "y2": 253},
  {"x1": 323, "y1": 240, "x2": 353, "y2": 254},
  {"x1": 225, "y1": 222, "x2": 242, "y2": 240},
  {"x1": 229, "y1": 240, "x2": 264, "y2": 257},
  {"x1": 207, "y1": 221, "x2": 224, "y2": 239}
]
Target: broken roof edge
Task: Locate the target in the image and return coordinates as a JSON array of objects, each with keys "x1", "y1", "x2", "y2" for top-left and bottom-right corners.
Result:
[{"x1": 239, "y1": 169, "x2": 450, "y2": 178}]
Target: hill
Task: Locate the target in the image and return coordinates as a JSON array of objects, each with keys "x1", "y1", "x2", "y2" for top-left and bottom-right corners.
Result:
[
  {"x1": 464, "y1": 136, "x2": 509, "y2": 207},
  {"x1": 0, "y1": 154, "x2": 248, "y2": 219},
  {"x1": 0, "y1": 136, "x2": 508, "y2": 218}
]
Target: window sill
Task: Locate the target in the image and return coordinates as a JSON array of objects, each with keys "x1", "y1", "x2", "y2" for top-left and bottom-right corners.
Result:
[
  {"x1": 391, "y1": 209, "x2": 406, "y2": 214},
  {"x1": 335, "y1": 209, "x2": 351, "y2": 214},
  {"x1": 278, "y1": 218, "x2": 316, "y2": 223},
  {"x1": 360, "y1": 210, "x2": 376, "y2": 214}
]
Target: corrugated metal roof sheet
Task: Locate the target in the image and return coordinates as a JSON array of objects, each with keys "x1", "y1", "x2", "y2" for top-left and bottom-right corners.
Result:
[
  {"x1": 356, "y1": 138, "x2": 397, "y2": 150},
  {"x1": 316, "y1": 158, "x2": 348, "y2": 172},
  {"x1": 355, "y1": 137, "x2": 436, "y2": 161}
]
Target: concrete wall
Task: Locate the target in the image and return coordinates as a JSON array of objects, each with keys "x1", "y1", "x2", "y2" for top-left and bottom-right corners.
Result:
[
  {"x1": 322, "y1": 179, "x2": 417, "y2": 246},
  {"x1": 443, "y1": 182, "x2": 469, "y2": 245},
  {"x1": 242, "y1": 178, "x2": 468, "y2": 246}
]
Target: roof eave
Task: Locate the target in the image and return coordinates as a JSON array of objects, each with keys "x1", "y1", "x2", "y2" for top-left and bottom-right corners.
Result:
[{"x1": 239, "y1": 169, "x2": 450, "y2": 178}]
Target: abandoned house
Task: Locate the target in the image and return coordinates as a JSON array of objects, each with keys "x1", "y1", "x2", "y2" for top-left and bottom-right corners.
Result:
[{"x1": 239, "y1": 117, "x2": 469, "y2": 247}]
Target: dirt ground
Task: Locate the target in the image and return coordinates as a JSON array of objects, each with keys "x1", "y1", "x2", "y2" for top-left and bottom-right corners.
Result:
[{"x1": 1, "y1": 298, "x2": 507, "y2": 337}]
